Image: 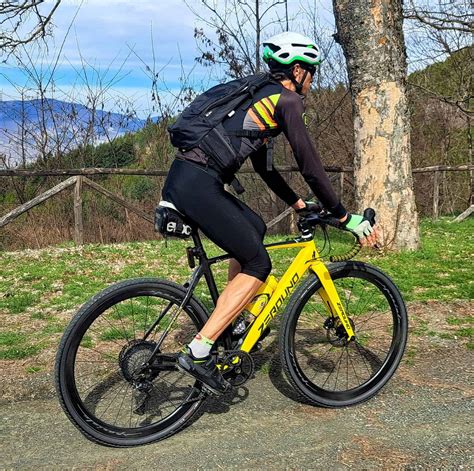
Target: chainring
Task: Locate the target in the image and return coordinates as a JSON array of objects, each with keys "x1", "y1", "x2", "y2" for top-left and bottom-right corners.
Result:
[{"x1": 221, "y1": 350, "x2": 255, "y2": 386}]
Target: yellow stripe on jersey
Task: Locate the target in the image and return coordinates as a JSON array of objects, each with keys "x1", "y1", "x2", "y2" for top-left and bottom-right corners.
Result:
[
  {"x1": 261, "y1": 97, "x2": 275, "y2": 114},
  {"x1": 254, "y1": 102, "x2": 277, "y2": 128},
  {"x1": 269, "y1": 94, "x2": 281, "y2": 106}
]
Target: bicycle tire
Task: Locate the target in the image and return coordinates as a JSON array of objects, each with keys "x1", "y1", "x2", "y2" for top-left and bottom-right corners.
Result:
[
  {"x1": 279, "y1": 261, "x2": 408, "y2": 408},
  {"x1": 55, "y1": 278, "x2": 210, "y2": 447}
]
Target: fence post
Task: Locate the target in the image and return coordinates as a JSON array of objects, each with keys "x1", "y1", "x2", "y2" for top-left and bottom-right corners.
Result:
[
  {"x1": 338, "y1": 171, "x2": 345, "y2": 199},
  {"x1": 433, "y1": 170, "x2": 439, "y2": 219},
  {"x1": 74, "y1": 176, "x2": 84, "y2": 246}
]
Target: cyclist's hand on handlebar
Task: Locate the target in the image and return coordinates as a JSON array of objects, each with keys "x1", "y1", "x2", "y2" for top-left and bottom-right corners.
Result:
[
  {"x1": 341, "y1": 209, "x2": 378, "y2": 247},
  {"x1": 294, "y1": 200, "x2": 322, "y2": 216}
]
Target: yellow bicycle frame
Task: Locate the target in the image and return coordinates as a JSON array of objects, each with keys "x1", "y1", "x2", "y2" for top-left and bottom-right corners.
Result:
[{"x1": 239, "y1": 239, "x2": 355, "y2": 353}]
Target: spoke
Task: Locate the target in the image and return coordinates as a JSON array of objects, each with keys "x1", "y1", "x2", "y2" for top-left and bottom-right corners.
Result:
[
  {"x1": 347, "y1": 344, "x2": 364, "y2": 385},
  {"x1": 129, "y1": 385, "x2": 135, "y2": 429},
  {"x1": 75, "y1": 368, "x2": 119, "y2": 381},
  {"x1": 333, "y1": 347, "x2": 344, "y2": 391},
  {"x1": 130, "y1": 298, "x2": 137, "y2": 340},
  {"x1": 83, "y1": 323, "x2": 128, "y2": 349},
  {"x1": 83, "y1": 313, "x2": 135, "y2": 347},
  {"x1": 98, "y1": 379, "x2": 129, "y2": 421},
  {"x1": 321, "y1": 348, "x2": 346, "y2": 389},
  {"x1": 144, "y1": 296, "x2": 150, "y2": 337},
  {"x1": 354, "y1": 341, "x2": 373, "y2": 376},
  {"x1": 113, "y1": 383, "x2": 131, "y2": 427},
  {"x1": 86, "y1": 377, "x2": 125, "y2": 402},
  {"x1": 306, "y1": 343, "x2": 338, "y2": 382},
  {"x1": 343, "y1": 277, "x2": 357, "y2": 313},
  {"x1": 345, "y1": 345, "x2": 349, "y2": 390},
  {"x1": 113, "y1": 304, "x2": 132, "y2": 343},
  {"x1": 77, "y1": 345, "x2": 118, "y2": 362},
  {"x1": 357, "y1": 311, "x2": 391, "y2": 331}
]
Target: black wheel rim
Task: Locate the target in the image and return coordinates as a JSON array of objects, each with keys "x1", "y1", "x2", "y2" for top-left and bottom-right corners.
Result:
[
  {"x1": 290, "y1": 270, "x2": 404, "y2": 401},
  {"x1": 62, "y1": 287, "x2": 203, "y2": 439}
]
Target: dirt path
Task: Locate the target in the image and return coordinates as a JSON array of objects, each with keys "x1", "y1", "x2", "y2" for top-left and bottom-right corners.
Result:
[{"x1": 2, "y1": 301, "x2": 473, "y2": 469}]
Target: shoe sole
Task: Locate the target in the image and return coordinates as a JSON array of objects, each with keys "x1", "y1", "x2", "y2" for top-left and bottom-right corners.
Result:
[{"x1": 177, "y1": 363, "x2": 230, "y2": 396}]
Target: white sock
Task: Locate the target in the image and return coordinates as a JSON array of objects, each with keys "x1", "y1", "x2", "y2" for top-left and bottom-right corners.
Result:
[{"x1": 188, "y1": 333, "x2": 214, "y2": 358}]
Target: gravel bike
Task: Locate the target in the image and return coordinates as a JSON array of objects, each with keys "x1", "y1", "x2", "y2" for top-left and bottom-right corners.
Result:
[{"x1": 55, "y1": 206, "x2": 408, "y2": 447}]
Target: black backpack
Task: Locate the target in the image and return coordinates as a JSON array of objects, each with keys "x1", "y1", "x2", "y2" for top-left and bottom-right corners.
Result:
[{"x1": 168, "y1": 73, "x2": 275, "y2": 191}]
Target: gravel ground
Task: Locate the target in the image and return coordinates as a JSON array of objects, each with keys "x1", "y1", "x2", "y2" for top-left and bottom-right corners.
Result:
[{"x1": 1, "y1": 301, "x2": 473, "y2": 470}]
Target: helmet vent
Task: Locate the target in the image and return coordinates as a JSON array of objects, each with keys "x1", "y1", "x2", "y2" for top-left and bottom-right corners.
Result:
[{"x1": 280, "y1": 52, "x2": 290, "y2": 58}]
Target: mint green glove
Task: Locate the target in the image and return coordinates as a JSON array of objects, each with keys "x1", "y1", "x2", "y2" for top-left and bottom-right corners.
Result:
[{"x1": 343, "y1": 213, "x2": 374, "y2": 240}]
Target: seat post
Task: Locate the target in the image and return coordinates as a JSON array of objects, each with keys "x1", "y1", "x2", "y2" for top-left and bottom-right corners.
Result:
[
  {"x1": 190, "y1": 229, "x2": 220, "y2": 306},
  {"x1": 191, "y1": 230, "x2": 205, "y2": 254}
]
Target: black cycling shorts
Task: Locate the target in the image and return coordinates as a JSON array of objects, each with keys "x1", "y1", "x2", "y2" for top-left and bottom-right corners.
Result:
[{"x1": 162, "y1": 159, "x2": 272, "y2": 281}]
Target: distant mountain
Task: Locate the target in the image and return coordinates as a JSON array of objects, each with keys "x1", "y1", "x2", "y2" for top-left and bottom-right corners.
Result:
[{"x1": 0, "y1": 98, "x2": 156, "y2": 164}]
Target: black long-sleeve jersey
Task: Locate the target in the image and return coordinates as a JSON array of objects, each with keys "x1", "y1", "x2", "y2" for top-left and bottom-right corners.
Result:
[{"x1": 178, "y1": 81, "x2": 346, "y2": 218}]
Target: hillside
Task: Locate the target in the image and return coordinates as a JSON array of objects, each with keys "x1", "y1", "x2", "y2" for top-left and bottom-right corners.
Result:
[{"x1": 0, "y1": 98, "x2": 155, "y2": 165}]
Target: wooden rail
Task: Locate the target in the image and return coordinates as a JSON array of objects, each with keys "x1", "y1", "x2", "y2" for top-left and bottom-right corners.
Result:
[
  {"x1": 0, "y1": 164, "x2": 472, "y2": 244},
  {"x1": 1, "y1": 164, "x2": 472, "y2": 178},
  {"x1": 0, "y1": 176, "x2": 155, "y2": 245}
]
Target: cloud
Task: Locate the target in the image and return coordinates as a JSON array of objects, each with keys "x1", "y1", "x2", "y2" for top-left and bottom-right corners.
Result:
[{"x1": 49, "y1": 0, "x2": 200, "y2": 66}]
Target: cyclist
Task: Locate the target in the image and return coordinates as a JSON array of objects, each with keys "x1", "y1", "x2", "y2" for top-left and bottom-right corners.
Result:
[{"x1": 161, "y1": 32, "x2": 377, "y2": 394}]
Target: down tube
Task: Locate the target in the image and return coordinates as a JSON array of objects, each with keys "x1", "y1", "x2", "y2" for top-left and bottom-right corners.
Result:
[{"x1": 240, "y1": 242, "x2": 316, "y2": 353}]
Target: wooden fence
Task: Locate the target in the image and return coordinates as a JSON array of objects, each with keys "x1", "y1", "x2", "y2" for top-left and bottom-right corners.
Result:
[{"x1": 0, "y1": 164, "x2": 472, "y2": 246}]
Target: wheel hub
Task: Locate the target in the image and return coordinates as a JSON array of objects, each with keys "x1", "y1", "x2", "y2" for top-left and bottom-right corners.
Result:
[
  {"x1": 119, "y1": 340, "x2": 157, "y2": 382},
  {"x1": 324, "y1": 317, "x2": 356, "y2": 347}
]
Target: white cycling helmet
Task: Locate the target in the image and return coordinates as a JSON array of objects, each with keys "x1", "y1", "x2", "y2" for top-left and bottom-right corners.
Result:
[{"x1": 262, "y1": 32, "x2": 321, "y2": 67}]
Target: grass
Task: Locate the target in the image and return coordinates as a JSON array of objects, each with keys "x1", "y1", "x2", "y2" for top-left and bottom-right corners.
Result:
[
  {"x1": 0, "y1": 331, "x2": 43, "y2": 359},
  {"x1": 0, "y1": 217, "x2": 472, "y2": 361}
]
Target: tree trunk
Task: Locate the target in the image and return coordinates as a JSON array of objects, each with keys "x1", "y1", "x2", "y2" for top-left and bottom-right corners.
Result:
[{"x1": 333, "y1": 0, "x2": 420, "y2": 249}]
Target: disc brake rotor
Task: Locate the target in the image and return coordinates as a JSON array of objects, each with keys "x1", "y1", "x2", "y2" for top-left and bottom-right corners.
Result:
[{"x1": 325, "y1": 317, "x2": 356, "y2": 347}]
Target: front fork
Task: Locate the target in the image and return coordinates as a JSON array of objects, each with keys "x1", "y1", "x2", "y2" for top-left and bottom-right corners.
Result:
[{"x1": 310, "y1": 261, "x2": 355, "y2": 341}]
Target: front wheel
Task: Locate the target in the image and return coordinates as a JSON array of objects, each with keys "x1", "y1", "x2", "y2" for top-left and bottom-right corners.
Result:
[
  {"x1": 279, "y1": 262, "x2": 408, "y2": 408},
  {"x1": 55, "y1": 278, "x2": 210, "y2": 447}
]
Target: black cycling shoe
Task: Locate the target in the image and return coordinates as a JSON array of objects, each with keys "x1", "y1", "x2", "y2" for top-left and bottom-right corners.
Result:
[{"x1": 177, "y1": 348, "x2": 231, "y2": 395}]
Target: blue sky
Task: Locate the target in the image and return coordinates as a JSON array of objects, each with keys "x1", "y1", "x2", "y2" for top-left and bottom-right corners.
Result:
[
  {"x1": 1, "y1": 0, "x2": 447, "y2": 118},
  {"x1": 1, "y1": 0, "x2": 328, "y2": 117},
  {"x1": 1, "y1": 1, "x2": 213, "y2": 116}
]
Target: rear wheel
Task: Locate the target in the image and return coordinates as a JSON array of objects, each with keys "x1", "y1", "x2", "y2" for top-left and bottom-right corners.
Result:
[
  {"x1": 55, "y1": 278, "x2": 209, "y2": 447},
  {"x1": 279, "y1": 262, "x2": 408, "y2": 407}
]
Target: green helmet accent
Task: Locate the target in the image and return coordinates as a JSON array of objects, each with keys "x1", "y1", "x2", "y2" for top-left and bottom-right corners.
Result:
[{"x1": 262, "y1": 32, "x2": 322, "y2": 67}]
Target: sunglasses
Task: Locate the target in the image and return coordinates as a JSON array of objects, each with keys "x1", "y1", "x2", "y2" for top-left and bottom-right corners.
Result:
[{"x1": 304, "y1": 65, "x2": 317, "y2": 76}]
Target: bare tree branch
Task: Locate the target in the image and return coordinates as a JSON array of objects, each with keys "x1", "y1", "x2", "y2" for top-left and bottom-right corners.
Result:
[
  {"x1": 0, "y1": 1, "x2": 62, "y2": 56},
  {"x1": 404, "y1": 0, "x2": 474, "y2": 34}
]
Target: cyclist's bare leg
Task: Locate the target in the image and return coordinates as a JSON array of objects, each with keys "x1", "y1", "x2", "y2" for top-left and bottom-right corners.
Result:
[{"x1": 200, "y1": 273, "x2": 263, "y2": 341}]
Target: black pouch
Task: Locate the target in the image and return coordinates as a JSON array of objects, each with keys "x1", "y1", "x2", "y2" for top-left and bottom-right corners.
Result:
[
  {"x1": 198, "y1": 125, "x2": 240, "y2": 177},
  {"x1": 155, "y1": 206, "x2": 193, "y2": 239}
]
